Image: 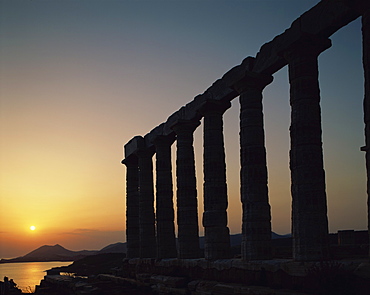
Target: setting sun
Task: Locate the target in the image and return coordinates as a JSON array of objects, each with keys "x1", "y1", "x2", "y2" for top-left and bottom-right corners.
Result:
[{"x1": 30, "y1": 226, "x2": 36, "y2": 231}]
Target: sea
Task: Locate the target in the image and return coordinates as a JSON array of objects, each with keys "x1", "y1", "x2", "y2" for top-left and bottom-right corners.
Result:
[{"x1": 0, "y1": 261, "x2": 72, "y2": 292}]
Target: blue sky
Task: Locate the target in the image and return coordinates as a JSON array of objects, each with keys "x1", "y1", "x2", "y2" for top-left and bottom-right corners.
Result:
[{"x1": 0, "y1": 0, "x2": 366, "y2": 258}]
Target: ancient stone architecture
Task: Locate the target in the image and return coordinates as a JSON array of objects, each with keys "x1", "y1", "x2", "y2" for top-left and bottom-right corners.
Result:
[{"x1": 122, "y1": 0, "x2": 370, "y2": 262}]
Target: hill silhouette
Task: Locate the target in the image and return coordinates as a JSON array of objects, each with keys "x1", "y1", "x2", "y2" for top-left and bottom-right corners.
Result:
[
  {"x1": 25, "y1": 244, "x2": 90, "y2": 258},
  {"x1": 0, "y1": 244, "x2": 97, "y2": 263},
  {"x1": 99, "y1": 242, "x2": 126, "y2": 254},
  {"x1": 0, "y1": 232, "x2": 290, "y2": 263}
]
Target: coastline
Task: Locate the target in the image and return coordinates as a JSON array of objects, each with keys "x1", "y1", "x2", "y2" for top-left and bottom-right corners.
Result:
[
  {"x1": 0, "y1": 261, "x2": 74, "y2": 293},
  {"x1": 0, "y1": 259, "x2": 75, "y2": 264}
]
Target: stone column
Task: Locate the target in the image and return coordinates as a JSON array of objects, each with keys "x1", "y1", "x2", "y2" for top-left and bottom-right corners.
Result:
[
  {"x1": 153, "y1": 134, "x2": 178, "y2": 259},
  {"x1": 122, "y1": 155, "x2": 140, "y2": 258},
  {"x1": 137, "y1": 147, "x2": 157, "y2": 258},
  {"x1": 172, "y1": 120, "x2": 201, "y2": 259},
  {"x1": 201, "y1": 101, "x2": 231, "y2": 260},
  {"x1": 234, "y1": 73, "x2": 273, "y2": 260},
  {"x1": 282, "y1": 36, "x2": 331, "y2": 261},
  {"x1": 361, "y1": 9, "x2": 370, "y2": 257}
]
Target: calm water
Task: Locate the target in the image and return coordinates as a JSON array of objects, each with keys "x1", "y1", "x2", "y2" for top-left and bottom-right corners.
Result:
[{"x1": 0, "y1": 261, "x2": 72, "y2": 292}]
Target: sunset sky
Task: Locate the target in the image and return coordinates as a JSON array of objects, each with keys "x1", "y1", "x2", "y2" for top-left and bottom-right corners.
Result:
[{"x1": 0, "y1": 0, "x2": 367, "y2": 259}]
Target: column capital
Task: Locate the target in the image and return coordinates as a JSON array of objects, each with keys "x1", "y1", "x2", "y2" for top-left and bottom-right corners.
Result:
[
  {"x1": 233, "y1": 71, "x2": 273, "y2": 94},
  {"x1": 279, "y1": 35, "x2": 331, "y2": 62},
  {"x1": 171, "y1": 119, "x2": 200, "y2": 134},
  {"x1": 121, "y1": 154, "x2": 138, "y2": 166},
  {"x1": 152, "y1": 133, "x2": 176, "y2": 147},
  {"x1": 199, "y1": 100, "x2": 231, "y2": 116},
  {"x1": 135, "y1": 146, "x2": 155, "y2": 158}
]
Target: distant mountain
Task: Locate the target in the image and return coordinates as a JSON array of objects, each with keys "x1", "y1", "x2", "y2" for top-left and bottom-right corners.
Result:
[
  {"x1": 98, "y1": 242, "x2": 126, "y2": 254},
  {"x1": 0, "y1": 244, "x2": 97, "y2": 263},
  {"x1": 24, "y1": 244, "x2": 80, "y2": 258},
  {"x1": 0, "y1": 232, "x2": 291, "y2": 263},
  {"x1": 272, "y1": 232, "x2": 291, "y2": 239}
]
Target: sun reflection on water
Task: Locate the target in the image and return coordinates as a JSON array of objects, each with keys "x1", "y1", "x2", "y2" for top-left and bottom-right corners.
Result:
[{"x1": 0, "y1": 261, "x2": 72, "y2": 292}]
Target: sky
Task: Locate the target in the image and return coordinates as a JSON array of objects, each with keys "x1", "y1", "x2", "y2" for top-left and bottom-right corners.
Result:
[{"x1": 0, "y1": 0, "x2": 366, "y2": 259}]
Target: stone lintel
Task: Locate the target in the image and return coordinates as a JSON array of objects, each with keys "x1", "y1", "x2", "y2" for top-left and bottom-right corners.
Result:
[
  {"x1": 160, "y1": 85, "x2": 234, "y2": 139},
  {"x1": 185, "y1": 96, "x2": 206, "y2": 117},
  {"x1": 146, "y1": 123, "x2": 176, "y2": 148},
  {"x1": 170, "y1": 118, "x2": 201, "y2": 133},
  {"x1": 198, "y1": 97, "x2": 231, "y2": 116},
  {"x1": 253, "y1": 43, "x2": 286, "y2": 75},
  {"x1": 123, "y1": 0, "x2": 361, "y2": 156},
  {"x1": 278, "y1": 34, "x2": 332, "y2": 61},
  {"x1": 221, "y1": 57, "x2": 254, "y2": 86},
  {"x1": 123, "y1": 135, "x2": 156, "y2": 161},
  {"x1": 163, "y1": 111, "x2": 180, "y2": 135},
  {"x1": 152, "y1": 133, "x2": 176, "y2": 147},
  {"x1": 146, "y1": 124, "x2": 164, "y2": 145},
  {"x1": 205, "y1": 79, "x2": 238, "y2": 103},
  {"x1": 253, "y1": 0, "x2": 359, "y2": 74},
  {"x1": 298, "y1": 0, "x2": 360, "y2": 37},
  {"x1": 168, "y1": 107, "x2": 201, "y2": 131},
  {"x1": 343, "y1": 0, "x2": 370, "y2": 15}
]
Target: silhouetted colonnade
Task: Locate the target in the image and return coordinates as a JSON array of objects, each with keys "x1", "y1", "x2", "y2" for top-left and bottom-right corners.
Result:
[{"x1": 122, "y1": 0, "x2": 370, "y2": 261}]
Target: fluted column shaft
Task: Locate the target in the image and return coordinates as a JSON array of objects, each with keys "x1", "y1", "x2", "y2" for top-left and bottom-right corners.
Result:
[
  {"x1": 122, "y1": 156, "x2": 140, "y2": 258},
  {"x1": 361, "y1": 9, "x2": 370, "y2": 257},
  {"x1": 172, "y1": 120, "x2": 201, "y2": 259},
  {"x1": 202, "y1": 101, "x2": 231, "y2": 260},
  {"x1": 154, "y1": 135, "x2": 177, "y2": 259},
  {"x1": 137, "y1": 148, "x2": 157, "y2": 258},
  {"x1": 235, "y1": 73, "x2": 273, "y2": 260},
  {"x1": 283, "y1": 36, "x2": 331, "y2": 261}
]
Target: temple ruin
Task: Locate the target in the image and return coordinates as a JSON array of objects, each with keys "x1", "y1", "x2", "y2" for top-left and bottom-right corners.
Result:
[{"x1": 122, "y1": 0, "x2": 370, "y2": 264}]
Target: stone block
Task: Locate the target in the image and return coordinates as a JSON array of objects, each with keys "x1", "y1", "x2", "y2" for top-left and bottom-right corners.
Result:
[
  {"x1": 150, "y1": 275, "x2": 188, "y2": 288},
  {"x1": 253, "y1": 0, "x2": 359, "y2": 74},
  {"x1": 186, "y1": 95, "x2": 207, "y2": 114},
  {"x1": 253, "y1": 38, "x2": 287, "y2": 75},
  {"x1": 124, "y1": 136, "x2": 145, "y2": 158},
  {"x1": 213, "y1": 283, "x2": 239, "y2": 294},
  {"x1": 222, "y1": 57, "x2": 254, "y2": 85},
  {"x1": 179, "y1": 105, "x2": 201, "y2": 122},
  {"x1": 152, "y1": 284, "x2": 188, "y2": 295},
  {"x1": 194, "y1": 280, "x2": 218, "y2": 294},
  {"x1": 163, "y1": 111, "x2": 180, "y2": 135},
  {"x1": 146, "y1": 123, "x2": 165, "y2": 145},
  {"x1": 187, "y1": 280, "x2": 201, "y2": 291},
  {"x1": 136, "y1": 273, "x2": 152, "y2": 283},
  {"x1": 354, "y1": 262, "x2": 370, "y2": 279},
  {"x1": 299, "y1": 0, "x2": 360, "y2": 38},
  {"x1": 206, "y1": 79, "x2": 238, "y2": 102}
]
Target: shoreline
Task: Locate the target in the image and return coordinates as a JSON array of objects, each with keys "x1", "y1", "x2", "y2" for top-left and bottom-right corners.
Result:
[
  {"x1": 0, "y1": 261, "x2": 74, "y2": 293},
  {"x1": 0, "y1": 259, "x2": 74, "y2": 265}
]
